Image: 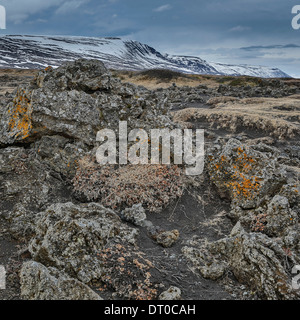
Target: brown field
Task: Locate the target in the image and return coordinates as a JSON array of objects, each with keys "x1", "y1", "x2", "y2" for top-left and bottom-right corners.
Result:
[
  {"x1": 0, "y1": 68, "x2": 38, "y2": 94},
  {"x1": 1, "y1": 67, "x2": 299, "y2": 92},
  {"x1": 173, "y1": 95, "x2": 300, "y2": 139},
  {"x1": 112, "y1": 69, "x2": 300, "y2": 90}
]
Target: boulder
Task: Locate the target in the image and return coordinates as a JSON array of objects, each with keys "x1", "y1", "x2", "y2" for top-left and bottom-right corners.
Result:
[
  {"x1": 183, "y1": 222, "x2": 300, "y2": 299},
  {"x1": 28, "y1": 202, "x2": 138, "y2": 283},
  {"x1": 20, "y1": 261, "x2": 102, "y2": 300},
  {"x1": 0, "y1": 147, "x2": 72, "y2": 240},
  {"x1": 35, "y1": 59, "x2": 112, "y2": 92},
  {"x1": 0, "y1": 59, "x2": 173, "y2": 146},
  {"x1": 208, "y1": 139, "x2": 286, "y2": 211},
  {"x1": 263, "y1": 195, "x2": 297, "y2": 237}
]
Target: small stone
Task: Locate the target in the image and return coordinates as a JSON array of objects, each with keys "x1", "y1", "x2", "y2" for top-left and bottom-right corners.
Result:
[
  {"x1": 159, "y1": 286, "x2": 181, "y2": 300},
  {"x1": 121, "y1": 203, "x2": 147, "y2": 226},
  {"x1": 155, "y1": 230, "x2": 180, "y2": 248}
]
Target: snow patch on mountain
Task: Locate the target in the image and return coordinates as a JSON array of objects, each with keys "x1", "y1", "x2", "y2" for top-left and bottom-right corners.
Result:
[{"x1": 0, "y1": 35, "x2": 290, "y2": 78}]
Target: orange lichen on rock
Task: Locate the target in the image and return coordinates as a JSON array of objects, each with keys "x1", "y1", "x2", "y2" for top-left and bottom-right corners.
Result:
[
  {"x1": 44, "y1": 66, "x2": 53, "y2": 72},
  {"x1": 8, "y1": 88, "x2": 33, "y2": 140},
  {"x1": 208, "y1": 146, "x2": 262, "y2": 202}
]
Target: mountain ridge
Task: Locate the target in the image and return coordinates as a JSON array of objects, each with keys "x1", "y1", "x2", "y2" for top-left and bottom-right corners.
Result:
[{"x1": 0, "y1": 34, "x2": 290, "y2": 78}]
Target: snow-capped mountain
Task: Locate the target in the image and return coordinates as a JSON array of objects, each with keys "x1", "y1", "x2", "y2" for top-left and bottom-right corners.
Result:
[{"x1": 0, "y1": 35, "x2": 290, "y2": 78}]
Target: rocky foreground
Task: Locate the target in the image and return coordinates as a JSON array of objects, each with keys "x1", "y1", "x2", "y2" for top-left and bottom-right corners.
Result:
[{"x1": 0, "y1": 60, "x2": 299, "y2": 300}]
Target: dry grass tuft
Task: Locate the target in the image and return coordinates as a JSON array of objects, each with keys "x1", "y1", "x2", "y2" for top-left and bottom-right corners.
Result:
[
  {"x1": 173, "y1": 96, "x2": 300, "y2": 139},
  {"x1": 72, "y1": 156, "x2": 185, "y2": 213}
]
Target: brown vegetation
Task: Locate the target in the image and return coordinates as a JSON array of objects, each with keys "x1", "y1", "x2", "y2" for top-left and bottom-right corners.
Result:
[
  {"x1": 72, "y1": 155, "x2": 185, "y2": 213},
  {"x1": 173, "y1": 95, "x2": 300, "y2": 139}
]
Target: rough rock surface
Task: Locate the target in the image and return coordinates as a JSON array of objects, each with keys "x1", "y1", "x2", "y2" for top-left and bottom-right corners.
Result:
[
  {"x1": 207, "y1": 139, "x2": 287, "y2": 211},
  {"x1": 183, "y1": 222, "x2": 300, "y2": 300},
  {"x1": 120, "y1": 203, "x2": 147, "y2": 227},
  {"x1": 0, "y1": 60, "x2": 299, "y2": 300},
  {"x1": 153, "y1": 229, "x2": 180, "y2": 248},
  {"x1": 262, "y1": 195, "x2": 297, "y2": 237},
  {"x1": 28, "y1": 202, "x2": 138, "y2": 283},
  {"x1": 20, "y1": 261, "x2": 102, "y2": 300},
  {"x1": 0, "y1": 59, "x2": 174, "y2": 147},
  {"x1": 0, "y1": 146, "x2": 73, "y2": 240},
  {"x1": 183, "y1": 137, "x2": 299, "y2": 299},
  {"x1": 159, "y1": 286, "x2": 182, "y2": 300}
]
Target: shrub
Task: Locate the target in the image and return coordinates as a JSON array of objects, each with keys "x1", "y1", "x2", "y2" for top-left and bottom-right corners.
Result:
[{"x1": 72, "y1": 156, "x2": 184, "y2": 213}]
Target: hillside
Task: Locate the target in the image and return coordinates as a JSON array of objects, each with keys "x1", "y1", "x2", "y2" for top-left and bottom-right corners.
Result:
[{"x1": 0, "y1": 35, "x2": 290, "y2": 78}]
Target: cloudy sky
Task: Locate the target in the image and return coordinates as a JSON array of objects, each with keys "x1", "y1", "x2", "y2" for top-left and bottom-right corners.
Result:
[{"x1": 1, "y1": 0, "x2": 300, "y2": 77}]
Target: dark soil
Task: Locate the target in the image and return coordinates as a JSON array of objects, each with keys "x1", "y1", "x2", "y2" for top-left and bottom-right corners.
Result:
[
  {"x1": 92, "y1": 173, "x2": 247, "y2": 300},
  {"x1": 134, "y1": 186, "x2": 235, "y2": 300}
]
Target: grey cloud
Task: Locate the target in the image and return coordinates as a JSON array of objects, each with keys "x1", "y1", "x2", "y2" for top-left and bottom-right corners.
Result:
[
  {"x1": 241, "y1": 44, "x2": 300, "y2": 51},
  {"x1": 153, "y1": 4, "x2": 172, "y2": 12},
  {"x1": 55, "y1": 0, "x2": 89, "y2": 15},
  {"x1": 2, "y1": 0, "x2": 64, "y2": 23}
]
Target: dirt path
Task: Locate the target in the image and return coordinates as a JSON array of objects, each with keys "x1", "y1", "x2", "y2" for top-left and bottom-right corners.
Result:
[{"x1": 134, "y1": 184, "x2": 236, "y2": 300}]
